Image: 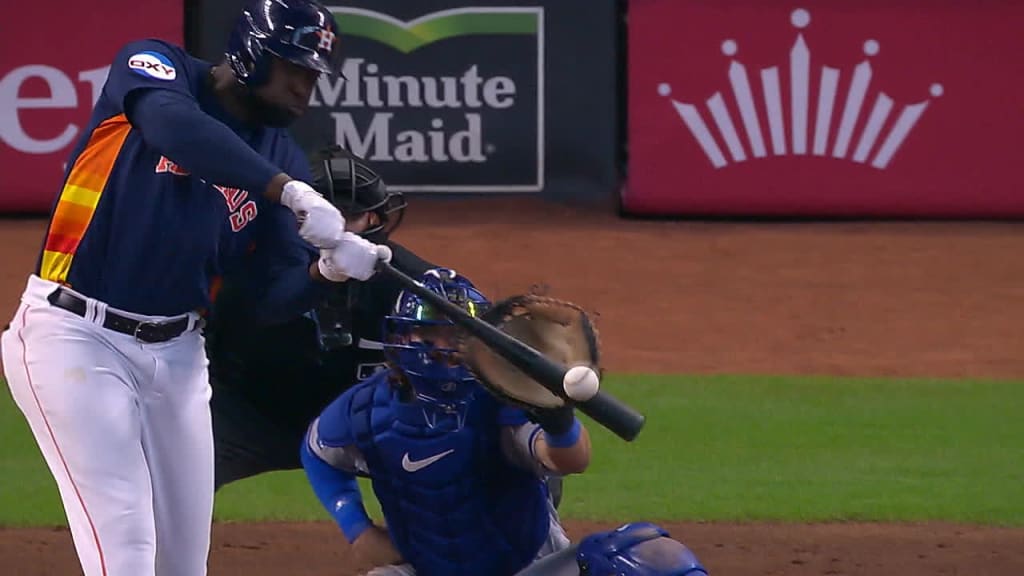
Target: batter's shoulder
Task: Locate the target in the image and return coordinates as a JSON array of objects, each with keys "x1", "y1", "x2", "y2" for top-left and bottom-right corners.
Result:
[
  {"x1": 105, "y1": 38, "x2": 206, "y2": 106},
  {"x1": 113, "y1": 38, "x2": 193, "y2": 67}
]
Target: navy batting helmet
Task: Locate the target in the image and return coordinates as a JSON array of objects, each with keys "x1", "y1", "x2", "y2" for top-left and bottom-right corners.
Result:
[
  {"x1": 310, "y1": 146, "x2": 407, "y2": 238},
  {"x1": 577, "y1": 522, "x2": 709, "y2": 576},
  {"x1": 226, "y1": 0, "x2": 343, "y2": 87}
]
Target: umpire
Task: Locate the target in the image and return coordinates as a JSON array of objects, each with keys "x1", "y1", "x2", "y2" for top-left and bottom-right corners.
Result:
[{"x1": 206, "y1": 146, "x2": 429, "y2": 488}]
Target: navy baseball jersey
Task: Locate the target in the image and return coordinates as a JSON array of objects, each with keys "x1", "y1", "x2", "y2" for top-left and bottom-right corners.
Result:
[{"x1": 36, "y1": 39, "x2": 310, "y2": 316}]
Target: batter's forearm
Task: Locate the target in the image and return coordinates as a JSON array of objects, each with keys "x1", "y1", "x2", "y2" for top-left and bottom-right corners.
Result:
[
  {"x1": 310, "y1": 261, "x2": 325, "y2": 281},
  {"x1": 248, "y1": 263, "x2": 328, "y2": 325},
  {"x1": 263, "y1": 173, "x2": 292, "y2": 204},
  {"x1": 128, "y1": 89, "x2": 284, "y2": 195},
  {"x1": 309, "y1": 258, "x2": 352, "y2": 283}
]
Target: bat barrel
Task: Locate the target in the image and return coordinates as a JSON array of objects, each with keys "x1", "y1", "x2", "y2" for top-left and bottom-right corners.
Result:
[{"x1": 579, "y1": 393, "x2": 645, "y2": 441}]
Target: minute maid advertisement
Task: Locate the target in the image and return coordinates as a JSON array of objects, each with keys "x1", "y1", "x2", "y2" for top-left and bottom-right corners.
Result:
[{"x1": 307, "y1": 7, "x2": 544, "y2": 192}]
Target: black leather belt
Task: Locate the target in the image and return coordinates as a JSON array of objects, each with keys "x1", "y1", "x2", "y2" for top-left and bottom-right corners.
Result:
[{"x1": 47, "y1": 288, "x2": 191, "y2": 343}]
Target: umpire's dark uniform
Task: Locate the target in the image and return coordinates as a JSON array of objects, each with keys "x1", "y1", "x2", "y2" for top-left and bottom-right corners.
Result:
[
  {"x1": 206, "y1": 241, "x2": 433, "y2": 488},
  {"x1": 205, "y1": 145, "x2": 428, "y2": 488}
]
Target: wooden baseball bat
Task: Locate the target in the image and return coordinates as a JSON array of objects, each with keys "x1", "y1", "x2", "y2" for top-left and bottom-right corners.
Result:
[{"x1": 376, "y1": 261, "x2": 646, "y2": 442}]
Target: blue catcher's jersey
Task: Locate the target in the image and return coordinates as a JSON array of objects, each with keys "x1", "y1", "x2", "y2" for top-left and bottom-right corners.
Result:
[
  {"x1": 35, "y1": 39, "x2": 312, "y2": 316},
  {"x1": 316, "y1": 371, "x2": 552, "y2": 576}
]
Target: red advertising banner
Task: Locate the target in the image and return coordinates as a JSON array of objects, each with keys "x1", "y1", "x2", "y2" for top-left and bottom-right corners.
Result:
[
  {"x1": 0, "y1": 1, "x2": 183, "y2": 213},
  {"x1": 623, "y1": 0, "x2": 1024, "y2": 217}
]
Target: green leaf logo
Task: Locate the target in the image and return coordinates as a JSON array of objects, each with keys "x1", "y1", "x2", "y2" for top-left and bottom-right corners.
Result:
[{"x1": 330, "y1": 7, "x2": 542, "y2": 54}]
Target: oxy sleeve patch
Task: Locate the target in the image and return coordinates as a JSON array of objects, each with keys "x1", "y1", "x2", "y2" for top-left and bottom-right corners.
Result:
[{"x1": 127, "y1": 51, "x2": 177, "y2": 81}]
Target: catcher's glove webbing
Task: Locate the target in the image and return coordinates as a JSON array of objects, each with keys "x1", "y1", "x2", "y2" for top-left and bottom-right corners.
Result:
[{"x1": 458, "y1": 294, "x2": 601, "y2": 412}]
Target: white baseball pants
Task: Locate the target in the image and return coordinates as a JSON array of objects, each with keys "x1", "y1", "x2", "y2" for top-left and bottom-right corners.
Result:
[{"x1": 1, "y1": 275, "x2": 213, "y2": 576}]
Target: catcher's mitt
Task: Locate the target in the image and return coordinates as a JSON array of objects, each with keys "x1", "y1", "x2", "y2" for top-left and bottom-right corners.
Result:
[{"x1": 458, "y1": 294, "x2": 601, "y2": 411}]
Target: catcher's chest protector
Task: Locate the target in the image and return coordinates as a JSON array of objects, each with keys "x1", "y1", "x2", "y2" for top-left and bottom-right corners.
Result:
[{"x1": 348, "y1": 383, "x2": 550, "y2": 576}]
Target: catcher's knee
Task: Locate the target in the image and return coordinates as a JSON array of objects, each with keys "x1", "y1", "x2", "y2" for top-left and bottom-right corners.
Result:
[{"x1": 576, "y1": 522, "x2": 708, "y2": 575}]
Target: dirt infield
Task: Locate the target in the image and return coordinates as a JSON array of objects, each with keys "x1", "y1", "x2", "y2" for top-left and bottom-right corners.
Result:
[{"x1": 3, "y1": 197, "x2": 1023, "y2": 575}]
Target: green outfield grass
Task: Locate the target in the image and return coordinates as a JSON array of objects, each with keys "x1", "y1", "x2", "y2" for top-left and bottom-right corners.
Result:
[{"x1": 2, "y1": 375, "x2": 1022, "y2": 527}]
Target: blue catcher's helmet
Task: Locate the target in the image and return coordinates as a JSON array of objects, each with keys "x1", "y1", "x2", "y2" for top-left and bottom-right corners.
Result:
[
  {"x1": 226, "y1": 0, "x2": 343, "y2": 87},
  {"x1": 383, "y1": 269, "x2": 491, "y2": 421},
  {"x1": 577, "y1": 522, "x2": 709, "y2": 576}
]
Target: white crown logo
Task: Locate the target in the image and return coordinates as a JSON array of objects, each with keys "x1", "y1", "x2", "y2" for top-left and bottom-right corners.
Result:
[{"x1": 659, "y1": 8, "x2": 943, "y2": 170}]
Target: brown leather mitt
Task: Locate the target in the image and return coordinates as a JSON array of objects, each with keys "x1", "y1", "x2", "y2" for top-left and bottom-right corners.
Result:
[{"x1": 459, "y1": 294, "x2": 602, "y2": 411}]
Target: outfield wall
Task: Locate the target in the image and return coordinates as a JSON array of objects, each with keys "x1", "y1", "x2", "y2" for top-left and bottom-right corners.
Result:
[
  {"x1": 3, "y1": 1, "x2": 1021, "y2": 217},
  {"x1": 623, "y1": 1, "x2": 1024, "y2": 217}
]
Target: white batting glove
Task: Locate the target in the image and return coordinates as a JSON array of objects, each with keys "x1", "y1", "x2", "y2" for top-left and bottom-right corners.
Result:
[
  {"x1": 280, "y1": 180, "x2": 345, "y2": 249},
  {"x1": 317, "y1": 233, "x2": 393, "y2": 282}
]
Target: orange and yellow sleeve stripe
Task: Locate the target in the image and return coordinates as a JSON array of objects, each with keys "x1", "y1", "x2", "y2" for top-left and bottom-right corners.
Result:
[{"x1": 40, "y1": 114, "x2": 132, "y2": 284}]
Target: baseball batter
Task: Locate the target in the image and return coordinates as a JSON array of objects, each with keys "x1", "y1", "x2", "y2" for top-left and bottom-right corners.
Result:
[{"x1": 0, "y1": 2, "x2": 384, "y2": 575}]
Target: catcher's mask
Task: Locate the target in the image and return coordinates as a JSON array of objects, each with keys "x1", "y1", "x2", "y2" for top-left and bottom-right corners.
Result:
[
  {"x1": 382, "y1": 269, "x2": 490, "y2": 422},
  {"x1": 310, "y1": 145, "x2": 407, "y2": 241},
  {"x1": 576, "y1": 522, "x2": 708, "y2": 576}
]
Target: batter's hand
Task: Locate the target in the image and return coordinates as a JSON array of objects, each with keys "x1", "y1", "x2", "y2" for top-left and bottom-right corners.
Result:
[
  {"x1": 280, "y1": 180, "x2": 345, "y2": 248},
  {"x1": 318, "y1": 233, "x2": 392, "y2": 282}
]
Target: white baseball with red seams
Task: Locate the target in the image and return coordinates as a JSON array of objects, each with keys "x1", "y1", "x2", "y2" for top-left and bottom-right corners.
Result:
[{"x1": 562, "y1": 365, "x2": 600, "y2": 402}]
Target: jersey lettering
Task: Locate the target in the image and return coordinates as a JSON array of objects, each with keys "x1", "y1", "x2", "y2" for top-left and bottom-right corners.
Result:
[
  {"x1": 214, "y1": 184, "x2": 257, "y2": 232},
  {"x1": 214, "y1": 185, "x2": 248, "y2": 211},
  {"x1": 154, "y1": 161, "x2": 256, "y2": 231},
  {"x1": 229, "y1": 200, "x2": 258, "y2": 232},
  {"x1": 155, "y1": 156, "x2": 190, "y2": 176}
]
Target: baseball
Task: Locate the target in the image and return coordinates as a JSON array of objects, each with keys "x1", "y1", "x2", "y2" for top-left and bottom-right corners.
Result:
[{"x1": 562, "y1": 365, "x2": 600, "y2": 402}]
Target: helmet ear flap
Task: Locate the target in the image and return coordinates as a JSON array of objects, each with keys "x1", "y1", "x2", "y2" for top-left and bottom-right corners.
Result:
[
  {"x1": 227, "y1": 28, "x2": 268, "y2": 87},
  {"x1": 246, "y1": 38, "x2": 273, "y2": 87}
]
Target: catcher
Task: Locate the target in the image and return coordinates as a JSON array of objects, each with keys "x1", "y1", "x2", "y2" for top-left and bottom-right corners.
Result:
[{"x1": 302, "y1": 269, "x2": 710, "y2": 575}]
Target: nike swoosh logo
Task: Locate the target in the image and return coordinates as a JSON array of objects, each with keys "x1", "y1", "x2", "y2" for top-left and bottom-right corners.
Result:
[{"x1": 401, "y1": 449, "x2": 455, "y2": 472}]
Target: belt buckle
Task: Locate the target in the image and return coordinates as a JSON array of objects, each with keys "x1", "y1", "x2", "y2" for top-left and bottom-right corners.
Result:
[
  {"x1": 133, "y1": 321, "x2": 156, "y2": 343},
  {"x1": 133, "y1": 320, "x2": 172, "y2": 343}
]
